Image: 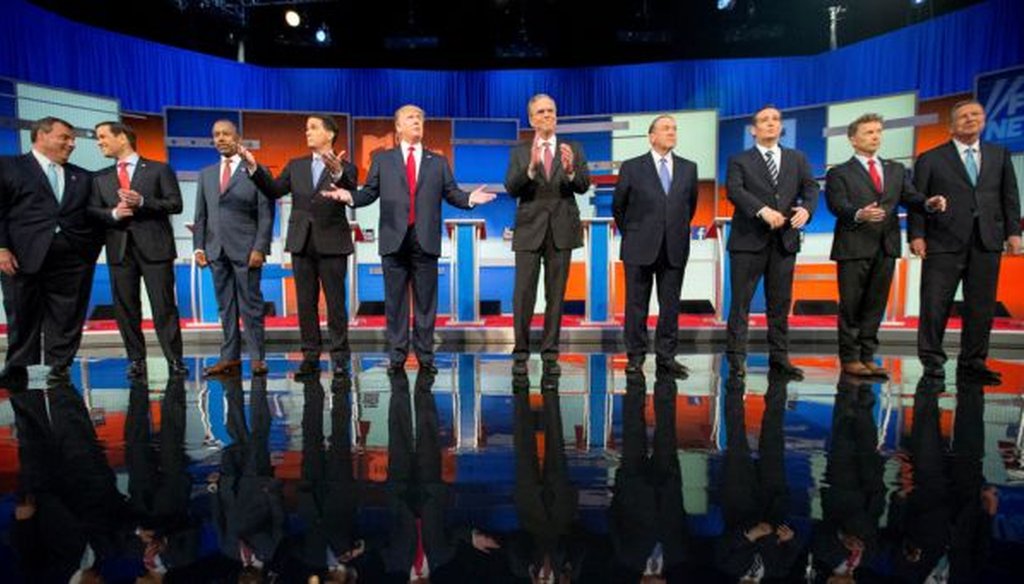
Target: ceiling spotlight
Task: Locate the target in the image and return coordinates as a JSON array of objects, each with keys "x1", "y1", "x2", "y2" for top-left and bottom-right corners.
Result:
[
  {"x1": 315, "y1": 25, "x2": 330, "y2": 44},
  {"x1": 717, "y1": 0, "x2": 737, "y2": 9},
  {"x1": 285, "y1": 10, "x2": 301, "y2": 27}
]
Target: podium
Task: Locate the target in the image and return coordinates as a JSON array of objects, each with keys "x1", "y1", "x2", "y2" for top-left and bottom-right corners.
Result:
[
  {"x1": 582, "y1": 217, "x2": 615, "y2": 324},
  {"x1": 349, "y1": 221, "x2": 366, "y2": 325},
  {"x1": 709, "y1": 217, "x2": 731, "y2": 324},
  {"x1": 445, "y1": 219, "x2": 487, "y2": 324}
]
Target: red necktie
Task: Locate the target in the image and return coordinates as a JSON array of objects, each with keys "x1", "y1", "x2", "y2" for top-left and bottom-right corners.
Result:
[
  {"x1": 543, "y1": 142, "x2": 553, "y2": 180},
  {"x1": 220, "y1": 158, "x2": 232, "y2": 194},
  {"x1": 413, "y1": 517, "x2": 426, "y2": 576},
  {"x1": 406, "y1": 146, "x2": 417, "y2": 225},
  {"x1": 868, "y1": 159, "x2": 882, "y2": 193},
  {"x1": 117, "y1": 161, "x2": 130, "y2": 190}
]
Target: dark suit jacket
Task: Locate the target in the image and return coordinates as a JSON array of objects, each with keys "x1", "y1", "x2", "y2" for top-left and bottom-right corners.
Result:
[
  {"x1": 0, "y1": 153, "x2": 100, "y2": 274},
  {"x1": 352, "y1": 147, "x2": 471, "y2": 257},
  {"x1": 726, "y1": 146, "x2": 819, "y2": 254},
  {"x1": 613, "y1": 152, "x2": 698, "y2": 267},
  {"x1": 251, "y1": 156, "x2": 358, "y2": 255},
  {"x1": 88, "y1": 157, "x2": 182, "y2": 264},
  {"x1": 505, "y1": 138, "x2": 591, "y2": 252},
  {"x1": 192, "y1": 160, "x2": 274, "y2": 263},
  {"x1": 825, "y1": 156, "x2": 928, "y2": 261},
  {"x1": 909, "y1": 140, "x2": 1021, "y2": 253}
]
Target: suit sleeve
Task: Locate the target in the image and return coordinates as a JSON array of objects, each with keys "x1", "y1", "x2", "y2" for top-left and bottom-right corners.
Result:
[
  {"x1": 253, "y1": 168, "x2": 274, "y2": 255},
  {"x1": 797, "y1": 152, "x2": 818, "y2": 216},
  {"x1": 87, "y1": 174, "x2": 119, "y2": 227},
  {"x1": 441, "y1": 158, "x2": 472, "y2": 209},
  {"x1": 504, "y1": 147, "x2": 534, "y2": 199},
  {"x1": 137, "y1": 163, "x2": 184, "y2": 217},
  {"x1": 896, "y1": 165, "x2": 928, "y2": 211},
  {"x1": 1000, "y1": 148, "x2": 1022, "y2": 238},
  {"x1": 0, "y1": 159, "x2": 10, "y2": 248},
  {"x1": 250, "y1": 163, "x2": 291, "y2": 200},
  {"x1": 192, "y1": 174, "x2": 207, "y2": 252},
  {"x1": 908, "y1": 155, "x2": 931, "y2": 241},
  {"x1": 351, "y1": 156, "x2": 382, "y2": 208},
  {"x1": 611, "y1": 160, "x2": 631, "y2": 229},
  {"x1": 688, "y1": 162, "x2": 700, "y2": 223},
  {"x1": 726, "y1": 156, "x2": 767, "y2": 219},
  {"x1": 334, "y1": 161, "x2": 359, "y2": 191},
  {"x1": 568, "y1": 143, "x2": 590, "y2": 194},
  {"x1": 824, "y1": 168, "x2": 858, "y2": 226}
]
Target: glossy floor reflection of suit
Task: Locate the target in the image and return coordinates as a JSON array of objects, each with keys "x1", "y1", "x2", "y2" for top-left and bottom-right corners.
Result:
[
  {"x1": 381, "y1": 371, "x2": 500, "y2": 582},
  {"x1": 125, "y1": 374, "x2": 201, "y2": 579},
  {"x1": 716, "y1": 372, "x2": 800, "y2": 581},
  {"x1": 509, "y1": 377, "x2": 586, "y2": 583},
  {"x1": 288, "y1": 374, "x2": 365, "y2": 582},
  {"x1": 209, "y1": 376, "x2": 284, "y2": 579},
  {"x1": 10, "y1": 381, "x2": 128, "y2": 583},
  {"x1": 609, "y1": 373, "x2": 687, "y2": 582},
  {"x1": 812, "y1": 374, "x2": 885, "y2": 581},
  {"x1": 889, "y1": 375, "x2": 996, "y2": 583}
]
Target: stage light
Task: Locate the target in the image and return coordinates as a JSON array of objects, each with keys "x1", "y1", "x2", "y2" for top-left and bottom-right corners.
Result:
[
  {"x1": 718, "y1": 0, "x2": 737, "y2": 9},
  {"x1": 315, "y1": 25, "x2": 329, "y2": 44},
  {"x1": 285, "y1": 10, "x2": 300, "y2": 27}
]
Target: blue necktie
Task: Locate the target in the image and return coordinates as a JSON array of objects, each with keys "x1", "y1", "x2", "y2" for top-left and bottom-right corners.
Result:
[
  {"x1": 47, "y1": 162, "x2": 61, "y2": 202},
  {"x1": 659, "y1": 157, "x2": 671, "y2": 194},
  {"x1": 311, "y1": 156, "x2": 324, "y2": 189},
  {"x1": 964, "y1": 147, "x2": 978, "y2": 187}
]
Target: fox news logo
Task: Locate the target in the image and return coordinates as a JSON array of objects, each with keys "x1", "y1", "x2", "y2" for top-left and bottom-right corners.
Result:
[{"x1": 978, "y1": 66, "x2": 1024, "y2": 153}]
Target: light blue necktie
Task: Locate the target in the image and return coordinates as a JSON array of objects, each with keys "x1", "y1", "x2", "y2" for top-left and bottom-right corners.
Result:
[
  {"x1": 659, "y1": 157, "x2": 671, "y2": 194},
  {"x1": 311, "y1": 156, "x2": 324, "y2": 189},
  {"x1": 964, "y1": 147, "x2": 978, "y2": 187},
  {"x1": 47, "y1": 162, "x2": 61, "y2": 202}
]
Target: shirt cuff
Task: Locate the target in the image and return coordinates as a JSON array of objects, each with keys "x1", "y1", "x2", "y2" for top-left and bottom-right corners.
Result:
[
  {"x1": 138, "y1": 195, "x2": 144, "y2": 208},
  {"x1": 111, "y1": 209, "x2": 120, "y2": 220}
]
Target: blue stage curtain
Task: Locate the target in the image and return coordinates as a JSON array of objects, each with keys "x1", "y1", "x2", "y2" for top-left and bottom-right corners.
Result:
[{"x1": 1, "y1": 0, "x2": 1021, "y2": 120}]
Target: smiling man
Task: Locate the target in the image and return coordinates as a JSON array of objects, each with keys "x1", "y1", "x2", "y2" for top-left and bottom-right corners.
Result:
[{"x1": 0, "y1": 117, "x2": 102, "y2": 385}]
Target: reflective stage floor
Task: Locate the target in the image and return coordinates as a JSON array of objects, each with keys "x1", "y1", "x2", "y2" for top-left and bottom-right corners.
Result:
[{"x1": 1, "y1": 347, "x2": 1023, "y2": 582}]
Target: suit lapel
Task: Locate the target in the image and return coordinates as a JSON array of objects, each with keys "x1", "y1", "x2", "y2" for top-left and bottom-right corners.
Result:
[
  {"x1": 58, "y1": 167, "x2": 83, "y2": 211},
  {"x1": 298, "y1": 156, "x2": 318, "y2": 193},
  {"x1": 977, "y1": 143, "x2": 999, "y2": 187},
  {"x1": 750, "y1": 148, "x2": 775, "y2": 190},
  {"x1": 394, "y1": 147, "x2": 411, "y2": 195},
  {"x1": 942, "y1": 141, "x2": 974, "y2": 188},
  {"x1": 669, "y1": 154, "x2": 686, "y2": 197},
  {"x1": 22, "y1": 154, "x2": 58, "y2": 201},
  {"x1": 224, "y1": 161, "x2": 246, "y2": 194},
  {"x1": 847, "y1": 156, "x2": 881, "y2": 197},
  {"x1": 417, "y1": 150, "x2": 435, "y2": 195},
  {"x1": 130, "y1": 158, "x2": 147, "y2": 192},
  {"x1": 641, "y1": 154, "x2": 662, "y2": 195}
]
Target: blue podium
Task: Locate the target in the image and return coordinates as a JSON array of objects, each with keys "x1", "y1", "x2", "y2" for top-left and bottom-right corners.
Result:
[
  {"x1": 582, "y1": 217, "x2": 615, "y2": 324},
  {"x1": 445, "y1": 219, "x2": 487, "y2": 324}
]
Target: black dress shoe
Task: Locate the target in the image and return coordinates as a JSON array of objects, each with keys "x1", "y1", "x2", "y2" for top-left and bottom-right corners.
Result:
[
  {"x1": 419, "y1": 362, "x2": 439, "y2": 376},
  {"x1": 656, "y1": 359, "x2": 689, "y2": 378},
  {"x1": 923, "y1": 364, "x2": 946, "y2": 379},
  {"x1": 512, "y1": 358, "x2": 529, "y2": 376},
  {"x1": 769, "y1": 359, "x2": 804, "y2": 380},
  {"x1": 295, "y1": 359, "x2": 321, "y2": 376},
  {"x1": 169, "y1": 359, "x2": 189, "y2": 376},
  {"x1": 957, "y1": 362, "x2": 1001, "y2": 384},
  {"x1": 127, "y1": 359, "x2": 147, "y2": 377},
  {"x1": 47, "y1": 365, "x2": 71, "y2": 384},
  {"x1": 625, "y1": 358, "x2": 644, "y2": 375},
  {"x1": 542, "y1": 360, "x2": 561, "y2": 376},
  {"x1": 727, "y1": 356, "x2": 747, "y2": 378}
]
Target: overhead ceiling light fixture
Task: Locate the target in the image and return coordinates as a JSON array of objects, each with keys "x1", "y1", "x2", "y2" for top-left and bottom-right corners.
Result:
[{"x1": 285, "y1": 10, "x2": 301, "y2": 27}]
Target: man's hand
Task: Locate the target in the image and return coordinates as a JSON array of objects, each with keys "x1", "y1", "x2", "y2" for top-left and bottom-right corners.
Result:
[
  {"x1": 925, "y1": 195, "x2": 947, "y2": 213},
  {"x1": 790, "y1": 206, "x2": 810, "y2": 229},
  {"x1": 559, "y1": 143, "x2": 574, "y2": 171},
  {"x1": 1006, "y1": 235, "x2": 1022, "y2": 255},
  {"x1": 237, "y1": 144, "x2": 257, "y2": 173},
  {"x1": 776, "y1": 524, "x2": 795, "y2": 543},
  {"x1": 118, "y1": 188, "x2": 143, "y2": 208},
  {"x1": 248, "y1": 250, "x2": 265, "y2": 269},
  {"x1": 0, "y1": 248, "x2": 19, "y2": 276},
  {"x1": 469, "y1": 185, "x2": 497, "y2": 206},
  {"x1": 855, "y1": 202, "x2": 886, "y2": 223},
  {"x1": 194, "y1": 250, "x2": 208, "y2": 268},
  {"x1": 910, "y1": 237, "x2": 927, "y2": 259},
  {"x1": 321, "y1": 185, "x2": 353, "y2": 204},
  {"x1": 745, "y1": 522, "x2": 773, "y2": 542},
  {"x1": 114, "y1": 201, "x2": 135, "y2": 220},
  {"x1": 760, "y1": 208, "x2": 787, "y2": 230},
  {"x1": 322, "y1": 150, "x2": 344, "y2": 176},
  {"x1": 471, "y1": 530, "x2": 501, "y2": 554}
]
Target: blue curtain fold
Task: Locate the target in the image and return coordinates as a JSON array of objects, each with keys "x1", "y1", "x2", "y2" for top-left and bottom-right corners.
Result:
[{"x1": 1, "y1": 0, "x2": 1021, "y2": 120}]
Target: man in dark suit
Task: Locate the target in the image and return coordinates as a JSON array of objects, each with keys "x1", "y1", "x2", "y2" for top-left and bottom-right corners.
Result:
[
  {"x1": 193, "y1": 119, "x2": 275, "y2": 377},
  {"x1": 324, "y1": 104, "x2": 495, "y2": 375},
  {"x1": 89, "y1": 121, "x2": 187, "y2": 378},
  {"x1": 613, "y1": 115, "x2": 698, "y2": 378},
  {"x1": 825, "y1": 114, "x2": 946, "y2": 378},
  {"x1": 909, "y1": 100, "x2": 1022, "y2": 382},
  {"x1": 725, "y1": 105, "x2": 819, "y2": 380},
  {"x1": 245, "y1": 115, "x2": 358, "y2": 377},
  {"x1": 506, "y1": 94, "x2": 591, "y2": 377},
  {"x1": 0, "y1": 117, "x2": 101, "y2": 385}
]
